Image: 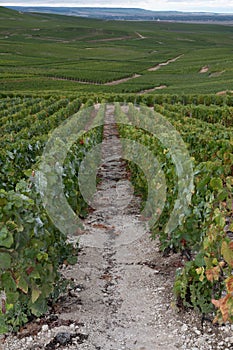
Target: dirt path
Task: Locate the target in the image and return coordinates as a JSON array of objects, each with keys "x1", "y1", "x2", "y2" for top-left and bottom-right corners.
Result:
[
  {"x1": 199, "y1": 66, "x2": 209, "y2": 73},
  {"x1": 135, "y1": 32, "x2": 146, "y2": 39},
  {"x1": 104, "y1": 74, "x2": 141, "y2": 86},
  {"x1": 148, "y1": 55, "x2": 184, "y2": 71},
  {"x1": 88, "y1": 36, "x2": 132, "y2": 43},
  {"x1": 2, "y1": 105, "x2": 233, "y2": 350},
  {"x1": 138, "y1": 85, "x2": 167, "y2": 94},
  {"x1": 62, "y1": 105, "x2": 182, "y2": 349}
]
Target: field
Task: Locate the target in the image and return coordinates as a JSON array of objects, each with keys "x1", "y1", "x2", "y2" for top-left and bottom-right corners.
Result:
[
  {"x1": 0, "y1": 6, "x2": 233, "y2": 94},
  {"x1": 0, "y1": 6, "x2": 233, "y2": 336}
]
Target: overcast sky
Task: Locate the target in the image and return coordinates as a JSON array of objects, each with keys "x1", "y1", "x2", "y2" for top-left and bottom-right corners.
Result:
[{"x1": 1, "y1": 0, "x2": 233, "y2": 13}]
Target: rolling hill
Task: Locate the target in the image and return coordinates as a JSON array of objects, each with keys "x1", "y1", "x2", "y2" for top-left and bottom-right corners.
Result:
[{"x1": 0, "y1": 6, "x2": 233, "y2": 94}]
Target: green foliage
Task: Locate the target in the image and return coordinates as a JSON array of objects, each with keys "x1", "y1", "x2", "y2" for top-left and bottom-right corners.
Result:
[
  {"x1": 115, "y1": 101, "x2": 233, "y2": 322},
  {"x1": 116, "y1": 105, "x2": 178, "y2": 249},
  {"x1": 174, "y1": 260, "x2": 216, "y2": 314},
  {"x1": 0, "y1": 8, "x2": 233, "y2": 94},
  {"x1": 174, "y1": 176, "x2": 233, "y2": 322},
  {"x1": 0, "y1": 97, "x2": 104, "y2": 333},
  {"x1": 0, "y1": 96, "x2": 82, "y2": 190},
  {"x1": 1, "y1": 92, "x2": 233, "y2": 328},
  {"x1": 0, "y1": 182, "x2": 78, "y2": 332}
]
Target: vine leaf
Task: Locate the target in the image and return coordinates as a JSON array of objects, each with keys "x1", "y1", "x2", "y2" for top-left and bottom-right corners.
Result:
[
  {"x1": 212, "y1": 294, "x2": 231, "y2": 323},
  {"x1": 31, "y1": 288, "x2": 41, "y2": 304},
  {"x1": 209, "y1": 177, "x2": 223, "y2": 191},
  {"x1": 205, "y1": 266, "x2": 221, "y2": 282},
  {"x1": 17, "y1": 276, "x2": 29, "y2": 294},
  {"x1": 0, "y1": 227, "x2": 13, "y2": 248},
  {"x1": 226, "y1": 276, "x2": 233, "y2": 293},
  {"x1": 221, "y1": 241, "x2": 233, "y2": 267},
  {"x1": 0, "y1": 252, "x2": 11, "y2": 269}
]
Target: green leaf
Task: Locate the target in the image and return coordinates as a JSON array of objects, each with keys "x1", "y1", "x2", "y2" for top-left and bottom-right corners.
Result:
[
  {"x1": 6, "y1": 150, "x2": 14, "y2": 160},
  {"x1": 226, "y1": 176, "x2": 233, "y2": 190},
  {"x1": 0, "y1": 198, "x2": 7, "y2": 206},
  {"x1": 0, "y1": 315, "x2": 8, "y2": 334},
  {"x1": 221, "y1": 241, "x2": 233, "y2": 267},
  {"x1": 214, "y1": 214, "x2": 226, "y2": 228},
  {"x1": 1, "y1": 272, "x2": 17, "y2": 292},
  {"x1": 6, "y1": 220, "x2": 18, "y2": 232},
  {"x1": 217, "y1": 189, "x2": 228, "y2": 201},
  {"x1": 209, "y1": 177, "x2": 223, "y2": 191},
  {"x1": 36, "y1": 252, "x2": 48, "y2": 262},
  {"x1": 0, "y1": 252, "x2": 12, "y2": 269},
  {"x1": 31, "y1": 288, "x2": 41, "y2": 303},
  {"x1": 226, "y1": 198, "x2": 233, "y2": 211},
  {"x1": 6, "y1": 291, "x2": 19, "y2": 304},
  {"x1": 17, "y1": 276, "x2": 29, "y2": 294},
  {"x1": 23, "y1": 169, "x2": 33, "y2": 177},
  {"x1": 40, "y1": 283, "x2": 53, "y2": 298},
  {"x1": 0, "y1": 226, "x2": 13, "y2": 248},
  {"x1": 66, "y1": 255, "x2": 77, "y2": 265},
  {"x1": 194, "y1": 252, "x2": 205, "y2": 267},
  {"x1": 29, "y1": 269, "x2": 41, "y2": 280},
  {"x1": 30, "y1": 297, "x2": 47, "y2": 317}
]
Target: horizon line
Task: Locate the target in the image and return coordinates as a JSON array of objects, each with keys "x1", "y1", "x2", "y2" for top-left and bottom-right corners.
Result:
[{"x1": 3, "y1": 5, "x2": 233, "y2": 15}]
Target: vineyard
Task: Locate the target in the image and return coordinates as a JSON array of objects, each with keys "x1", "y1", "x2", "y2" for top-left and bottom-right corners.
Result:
[
  {"x1": 0, "y1": 91, "x2": 232, "y2": 335},
  {"x1": 115, "y1": 100, "x2": 233, "y2": 321},
  {"x1": 1, "y1": 5, "x2": 233, "y2": 347},
  {"x1": 1, "y1": 7, "x2": 233, "y2": 94}
]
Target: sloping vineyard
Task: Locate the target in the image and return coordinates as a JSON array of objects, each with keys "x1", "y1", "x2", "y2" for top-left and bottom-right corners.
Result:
[
  {"x1": 115, "y1": 101, "x2": 233, "y2": 323},
  {"x1": 0, "y1": 95, "x2": 104, "y2": 332},
  {"x1": 0, "y1": 93, "x2": 233, "y2": 332}
]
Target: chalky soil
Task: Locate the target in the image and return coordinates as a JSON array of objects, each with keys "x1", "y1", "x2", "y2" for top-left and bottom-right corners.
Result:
[
  {"x1": 65, "y1": 104, "x2": 182, "y2": 350},
  {"x1": 2, "y1": 105, "x2": 233, "y2": 350}
]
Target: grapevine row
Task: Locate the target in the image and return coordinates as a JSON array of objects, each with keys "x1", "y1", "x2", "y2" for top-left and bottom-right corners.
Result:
[
  {"x1": 0, "y1": 100, "x2": 105, "y2": 333},
  {"x1": 115, "y1": 102, "x2": 233, "y2": 322}
]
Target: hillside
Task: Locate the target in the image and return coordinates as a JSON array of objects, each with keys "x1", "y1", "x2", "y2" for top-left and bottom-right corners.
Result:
[
  {"x1": 0, "y1": 6, "x2": 233, "y2": 94},
  {"x1": 1, "y1": 5, "x2": 233, "y2": 349}
]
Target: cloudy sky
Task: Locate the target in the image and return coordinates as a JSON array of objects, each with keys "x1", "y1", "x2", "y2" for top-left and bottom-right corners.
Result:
[{"x1": 1, "y1": 0, "x2": 233, "y2": 13}]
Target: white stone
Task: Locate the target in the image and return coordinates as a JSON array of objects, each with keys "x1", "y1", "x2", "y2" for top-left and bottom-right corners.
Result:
[
  {"x1": 69, "y1": 323, "x2": 75, "y2": 330},
  {"x1": 26, "y1": 336, "x2": 33, "y2": 343},
  {"x1": 181, "y1": 324, "x2": 188, "y2": 332},
  {"x1": 42, "y1": 324, "x2": 49, "y2": 332}
]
